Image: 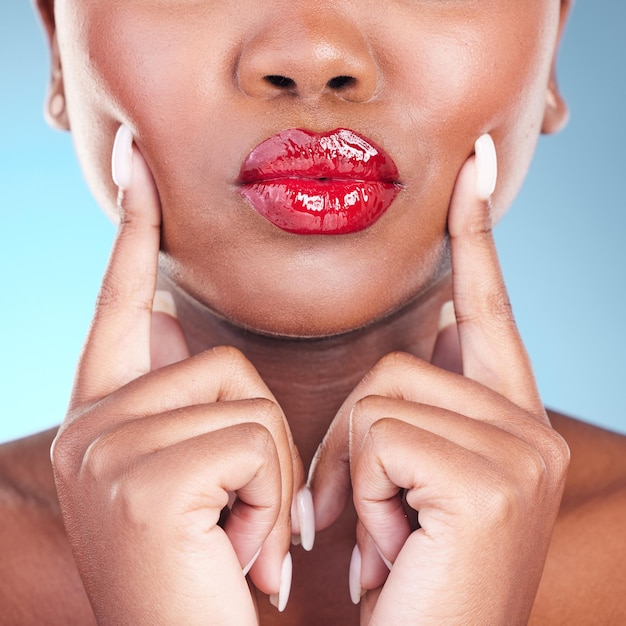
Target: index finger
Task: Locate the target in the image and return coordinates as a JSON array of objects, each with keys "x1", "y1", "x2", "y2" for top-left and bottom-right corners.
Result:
[
  {"x1": 70, "y1": 124, "x2": 161, "y2": 409},
  {"x1": 448, "y1": 134, "x2": 544, "y2": 417}
]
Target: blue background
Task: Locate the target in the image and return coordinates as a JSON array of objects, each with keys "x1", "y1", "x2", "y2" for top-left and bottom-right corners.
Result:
[{"x1": 1, "y1": 3, "x2": 624, "y2": 443}]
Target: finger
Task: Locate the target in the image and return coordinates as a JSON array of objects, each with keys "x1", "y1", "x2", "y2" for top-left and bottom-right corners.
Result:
[
  {"x1": 75, "y1": 397, "x2": 293, "y2": 597},
  {"x1": 72, "y1": 124, "x2": 162, "y2": 408},
  {"x1": 348, "y1": 395, "x2": 557, "y2": 492},
  {"x1": 77, "y1": 346, "x2": 284, "y2": 429},
  {"x1": 350, "y1": 396, "x2": 564, "y2": 516},
  {"x1": 349, "y1": 414, "x2": 565, "y2": 624},
  {"x1": 73, "y1": 345, "x2": 306, "y2": 552},
  {"x1": 347, "y1": 397, "x2": 535, "y2": 588},
  {"x1": 310, "y1": 350, "x2": 535, "y2": 530},
  {"x1": 150, "y1": 290, "x2": 190, "y2": 370},
  {"x1": 112, "y1": 422, "x2": 281, "y2": 622},
  {"x1": 351, "y1": 417, "x2": 480, "y2": 558},
  {"x1": 83, "y1": 399, "x2": 291, "y2": 469},
  {"x1": 66, "y1": 340, "x2": 304, "y2": 603},
  {"x1": 81, "y1": 353, "x2": 303, "y2": 598},
  {"x1": 356, "y1": 516, "x2": 398, "y2": 596},
  {"x1": 308, "y1": 410, "x2": 352, "y2": 532},
  {"x1": 88, "y1": 345, "x2": 307, "y2": 552},
  {"x1": 448, "y1": 135, "x2": 543, "y2": 417}
]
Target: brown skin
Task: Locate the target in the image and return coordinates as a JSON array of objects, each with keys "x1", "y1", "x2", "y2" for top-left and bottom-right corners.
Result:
[{"x1": 1, "y1": 0, "x2": 625, "y2": 623}]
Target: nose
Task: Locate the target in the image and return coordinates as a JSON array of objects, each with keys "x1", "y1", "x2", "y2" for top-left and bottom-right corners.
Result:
[{"x1": 236, "y1": 8, "x2": 378, "y2": 103}]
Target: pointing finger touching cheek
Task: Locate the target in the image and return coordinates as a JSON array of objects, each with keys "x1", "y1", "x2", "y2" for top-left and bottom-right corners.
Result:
[
  {"x1": 448, "y1": 134, "x2": 544, "y2": 418},
  {"x1": 72, "y1": 125, "x2": 163, "y2": 409}
]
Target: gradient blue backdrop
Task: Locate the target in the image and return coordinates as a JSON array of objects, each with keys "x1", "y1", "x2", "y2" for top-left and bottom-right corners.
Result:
[{"x1": 1, "y1": 2, "x2": 625, "y2": 443}]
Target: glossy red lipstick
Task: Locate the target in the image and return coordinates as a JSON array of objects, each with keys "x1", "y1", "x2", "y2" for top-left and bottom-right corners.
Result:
[{"x1": 238, "y1": 129, "x2": 401, "y2": 235}]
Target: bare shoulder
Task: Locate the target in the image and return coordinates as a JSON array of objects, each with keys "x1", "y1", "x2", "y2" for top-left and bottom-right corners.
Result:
[
  {"x1": 0, "y1": 429, "x2": 95, "y2": 625},
  {"x1": 531, "y1": 412, "x2": 626, "y2": 624}
]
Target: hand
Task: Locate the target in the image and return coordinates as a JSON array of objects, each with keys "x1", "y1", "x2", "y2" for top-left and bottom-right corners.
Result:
[
  {"x1": 309, "y1": 135, "x2": 570, "y2": 624},
  {"x1": 51, "y1": 125, "x2": 306, "y2": 624}
]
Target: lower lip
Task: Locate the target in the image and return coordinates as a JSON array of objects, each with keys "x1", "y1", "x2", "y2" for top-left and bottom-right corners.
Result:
[{"x1": 240, "y1": 178, "x2": 400, "y2": 235}]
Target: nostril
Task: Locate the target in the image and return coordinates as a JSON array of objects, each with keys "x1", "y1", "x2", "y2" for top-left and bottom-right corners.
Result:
[
  {"x1": 264, "y1": 75, "x2": 297, "y2": 89},
  {"x1": 327, "y1": 75, "x2": 356, "y2": 90}
]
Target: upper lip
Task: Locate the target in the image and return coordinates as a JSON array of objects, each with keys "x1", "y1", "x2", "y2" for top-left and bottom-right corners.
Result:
[{"x1": 238, "y1": 128, "x2": 401, "y2": 184}]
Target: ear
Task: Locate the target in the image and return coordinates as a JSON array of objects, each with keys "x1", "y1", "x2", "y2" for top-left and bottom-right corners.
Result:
[
  {"x1": 34, "y1": 0, "x2": 70, "y2": 131},
  {"x1": 541, "y1": 0, "x2": 573, "y2": 135}
]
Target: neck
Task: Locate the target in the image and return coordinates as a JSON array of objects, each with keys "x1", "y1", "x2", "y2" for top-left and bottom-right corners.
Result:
[{"x1": 160, "y1": 273, "x2": 451, "y2": 468}]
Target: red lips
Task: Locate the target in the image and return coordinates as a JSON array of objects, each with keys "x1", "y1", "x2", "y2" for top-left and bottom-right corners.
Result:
[{"x1": 238, "y1": 129, "x2": 401, "y2": 235}]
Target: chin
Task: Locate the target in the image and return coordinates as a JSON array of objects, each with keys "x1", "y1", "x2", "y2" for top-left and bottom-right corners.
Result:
[{"x1": 163, "y1": 239, "x2": 451, "y2": 342}]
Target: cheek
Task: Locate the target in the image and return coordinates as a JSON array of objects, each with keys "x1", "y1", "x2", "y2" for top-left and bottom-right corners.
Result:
[
  {"x1": 381, "y1": 3, "x2": 558, "y2": 218},
  {"x1": 55, "y1": 0, "x2": 241, "y2": 221}
]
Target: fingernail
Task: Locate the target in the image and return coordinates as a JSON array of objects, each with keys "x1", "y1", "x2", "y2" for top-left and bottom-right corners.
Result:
[
  {"x1": 112, "y1": 124, "x2": 134, "y2": 190},
  {"x1": 374, "y1": 543, "x2": 393, "y2": 571},
  {"x1": 296, "y1": 486, "x2": 315, "y2": 551},
  {"x1": 269, "y1": 552, "x2": 292, "y2": 613},
  {"x1": 291, "y1": 534, "x2": 302, "y2": 546},
  {"x1": 242, "y1": 547, "x2": 262, "y2": 577},
  {"x1": 152, "y1": 290, "x2": 178, "y2": 318},
  {"x1": 349, "y1": 544, "x2": 363, "y2": 605},
  {"x1": 437, "y1": 300, "x2": 456, "y2": 332},
  {"x1": 474, "y1": 133, "x2": 497, "y2": 201}
]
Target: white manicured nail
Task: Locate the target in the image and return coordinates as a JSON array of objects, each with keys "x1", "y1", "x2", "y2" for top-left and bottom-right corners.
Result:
[
  {"x1": 242, "y1": 547, "x2": 262, "y2": 577},
  {"x1": 296, "y1": 486, "x2": 315, "y2": 551},
  {"x1": 112, "y1": 124, "x2": 134, "y2": 190},
  {"x1": 152, "y1": 290, "x2": 178, "y2": 318},
  {"x1": 437, "y1": 300, "x2": 456, "y2": 332},
  {"x1": 349, "y1": 544, "x2": 363, "y2": 605},
  {"x1": 474, "y1": 133, "x2": 497, "y2": 201},
  {"x1": 269, "y1": 552, "x2": 292, "y2": 613},
  {"x1": 374, "y1": 543, "x2": 393, "y2": 571}
]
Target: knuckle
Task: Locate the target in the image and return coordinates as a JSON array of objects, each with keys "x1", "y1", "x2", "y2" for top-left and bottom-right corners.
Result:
[
  {"x1": 469, "y1": 454, "x2": 537, "y2": 523},
  {"x1": 377, "y1": 350, "x2": 414, "y2": 370},
  {"x1": 351, "y1": 394, "x2": 385, "y2": 420},
  {"x1": 95, "y1": 277, "x2": 152, "y2": 318},
  {"x1": 233, "y1": 421, "x2": 276, "y2": 461},
  {"x1": 249, "y1": 397, "x2": 284, "y2": 427},
  {"x1": 518, "y1": 445, "x2": 549, "y2": 491},
  {"x1": 366, "y1": 416, "x2": 398, "y2": 445},
  {"x1": 117, "y1": 212, "x2": 161, "y2": 250},
  {"x1": 350, "y1": 395, "x2": 390, "y2": 441},
  {"x1": 485, "y1": 283, "x2": 514, "y2": 324},
  {"x1": 368, "y1": 351, "x2": 419, "y2": 382},
  {"x1": 458, "y1": 198, "x2": 493, "y2": 239},
  {"x1": 455, "y1": 279, "x2": 513, "y2": 328},
  {"x1": 210, "y1": 345, "x2": 257, "y2": 381},
  {"x1": 480, "y1": 437, "x2": 565, "y2": 522},
  {"x1": 211, "y1": 344, "x2": 249, "y2": 367},
  {"x1": 472, "y1": 467, "x2": 521, "y2": 523},
  {"x1": 108, "y1": 468, "x2": 157, "y2": 530},
  {"x1": 81, "y1": 428, "x2": 126, "y2": 483},
  {"x1": 538, "y1": 427, "x2": 571, "y2": 482},
  {"x1": 50, "y1": 422, "x2": 86, "y2": 483},
  {"x1": 95, "y1": 278, "x2": 123, "y2": 312}
]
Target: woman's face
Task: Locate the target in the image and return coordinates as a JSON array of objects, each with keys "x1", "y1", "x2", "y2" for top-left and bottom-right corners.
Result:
[{"x1": 50, "y1": 0, "x2": 566, "y2": 337}]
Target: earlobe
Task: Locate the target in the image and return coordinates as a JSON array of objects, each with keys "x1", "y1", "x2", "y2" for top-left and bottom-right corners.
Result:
[
  {"x1": 541, "y1": 0, "x2": 573, "y2": 135},
  {"x1": 44, "y1": 35, "x2": 70, "y2": 131},
  {"x1": 541, "y1": 80, "x2": 569, "y2": 135},
  {"x1": 46, "y1": 86, "x2": 70, "y2": 131},
  {"x1": 35, "y1": 0, "x2": 70, "y2": 131}
]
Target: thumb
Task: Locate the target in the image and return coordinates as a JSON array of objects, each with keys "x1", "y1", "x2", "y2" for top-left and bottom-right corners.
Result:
[
  {"x1": 150, "y1": 290, "x2": 190, "y2": 370},
  {"x1": 430, "y1": 301, "x2": 462, "y2": 374}
]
